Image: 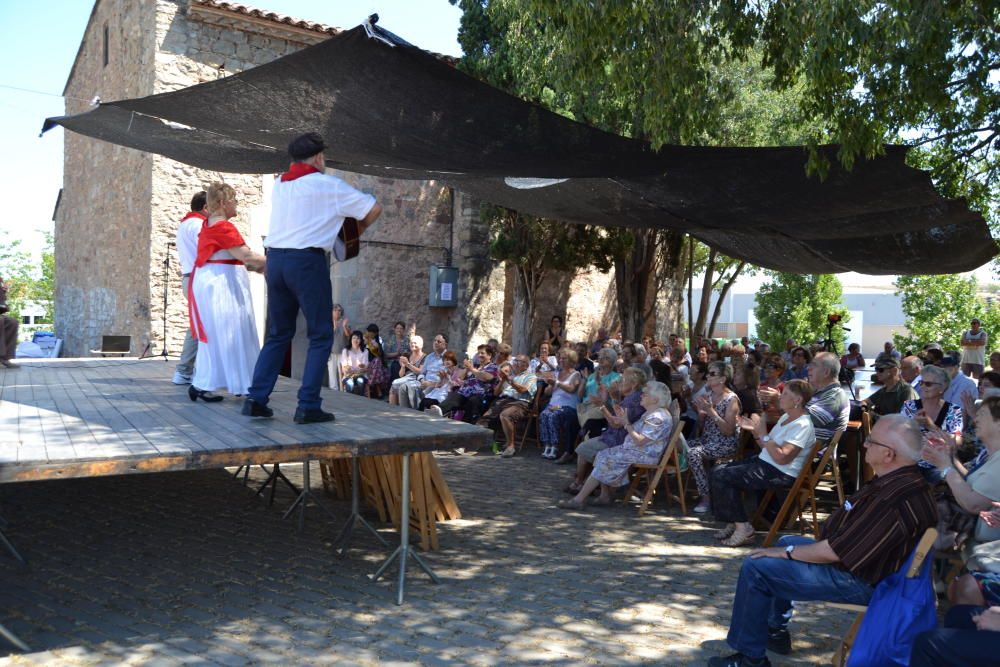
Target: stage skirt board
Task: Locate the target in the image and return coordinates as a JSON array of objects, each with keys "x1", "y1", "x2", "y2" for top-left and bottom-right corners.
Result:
[{"x1": 0, "y1": 358, "x2": 492, "y2": 483}]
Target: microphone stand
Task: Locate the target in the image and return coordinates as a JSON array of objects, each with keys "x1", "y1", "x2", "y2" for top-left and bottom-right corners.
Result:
[{"x1": 161, "y1": 243, "x2": 173, "y2": 361}]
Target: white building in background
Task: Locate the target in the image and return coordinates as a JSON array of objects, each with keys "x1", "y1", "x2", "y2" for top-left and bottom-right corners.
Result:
[
  {"x1": 686, "y1": 283, "x2": 909, "y2": 358},
  {"x1": 19, "y1": 301, "x2": 50, "y2": 327}
]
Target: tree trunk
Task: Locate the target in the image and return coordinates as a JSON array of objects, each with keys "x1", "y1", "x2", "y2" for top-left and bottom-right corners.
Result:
[
  {"x1": 692, "y1": 247, "x2": 718, "y2": 338},
  {"x1": 708, "y1": 261, "x2": 746, "y2": 339},
  {"x1": 686, "y1": 236, "x2": 695, "y2": 352},
  {"x1": 510, "y1": 266, "x2": 535, "y2": 356},
  {"x1": 614, "y1": 228, "x2": 660, "y2": 341}
]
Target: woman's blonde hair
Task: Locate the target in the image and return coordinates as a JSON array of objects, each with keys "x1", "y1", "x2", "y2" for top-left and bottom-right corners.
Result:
[{"x1": 206, "y1": 182, "x2": 236, "y2": 213}]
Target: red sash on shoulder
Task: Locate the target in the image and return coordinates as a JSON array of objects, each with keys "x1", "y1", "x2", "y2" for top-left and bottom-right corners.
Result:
[
  {"x1": 189, "y1": 219, "x2": 247, "y2": 343},
  {"x1": 280, "y1": 163, "x2": 321, "y2": 182}
]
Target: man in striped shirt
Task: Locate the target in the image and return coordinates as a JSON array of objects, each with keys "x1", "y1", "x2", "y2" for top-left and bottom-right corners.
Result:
[
  {"x1": 760, "y1": 351, "x2": 849, "y2": 441},
  {"x1": 708, "y1": 414, "x2": 936, "y2": 667}
]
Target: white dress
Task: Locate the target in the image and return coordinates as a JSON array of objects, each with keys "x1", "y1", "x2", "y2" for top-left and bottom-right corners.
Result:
[{"x1": 190, "y1": 246, "x2": 260, "y2": 394}]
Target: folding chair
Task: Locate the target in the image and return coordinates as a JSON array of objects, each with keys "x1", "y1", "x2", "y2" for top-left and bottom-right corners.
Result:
[
  {"x1": 624, "y1": 423, "x2": 686, "y2": 515},
  {"x1": 826, "y1": 527, "x2": 938, "y2": 667},
  {"x1": 752, "y1": 429, "x2": 845, "y2": 547},
  {"x1": 517, "y1": 390, "x2": 546, "y2": 451}
]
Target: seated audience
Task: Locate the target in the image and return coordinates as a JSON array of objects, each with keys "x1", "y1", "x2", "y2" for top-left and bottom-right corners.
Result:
[
  {"x1": 942, "y1": 350, "x2": 981, "y2": 409},
  {"x1": 477, "y1": 354, "x2": 537, "y2": 458},
  {"x1": 875, "y1": 340, "x2": 902, "y2": 365},
  {"x1": 364, "y1": 324, "x2": 389, "y2": 399},
  {"x1": 589, "y1": 327, "x2": 609, "y2": 359},
  {"x1": 711, "y1": 380, "x2": 816, "y2": 547},
  {"x1": 780, "y1": 346, "x2": 810, "y2": 381},
  {"x1": 340, "y1": 330, "x2": 369, "y2": 396},
  {"x1": 648, "y1": 345, "x2": 671, "y2": 385},
  {"x1": 708, "y1": 414, "x2": 936, "y2": 667},
  {"x1": 681, "y1": 361, "x2": 710, "y2": 437},
  {"x1": 530, "y1": 341, "x2": 558, "y2": 375},
  {"x1": 910, "y1": 604, "x2": 1000, "y2": 667},
  {"x1": 696, "y1": 345, "x2": 710, "y2": 363},
  {"x1": 863, "y1": 357, "x2": 918, "y2": 418},
  {"x1": 566, "y1": 367, "x2": 649, "y2": 493},
  {"x1": 432, "y1": 344, "x2": 498, "y2": 422},
  {"x1": 558, "y1": 381, "x2": 674, "y2": 509},
  {"x1": 495, "y1": 342, "x2": 512, "y2": 367},
  {"x1": 396, "y1": 332, "x2": 447, "y2": 409},
  {"x1": 631, "y1": 343, "x2": 654, "y2": 380},
  {"x1": 389, "y1": 335, "x2": 425, "y2": 405},
  {"x1": 780, "y1": 338, "x2": 796, "y2": 364},
  {"x1": 989, "y1": 351, "x2": 1000, "y2": 374},
  {"x1": 760, "y1": 351, "x2": 850, "y2": 444},
  {"x1": 901, "y1": 363, "x2": 963, "y2": 478},
  {"x1": 733, "y1": 363, "x2": 763, "y2": 417},
  {"x1": 577, "y1": 348, "x2": 620, "y2": 439},
  {"x1": 545, "y1": 315, "x2": 565, "y2": 353},
  {"x1": 689, "y1": 361, "x2": 742, "y2": 513},
  {"x1": 538, "y1": 348, "x2": 582, "y2": 461},
  {"x1": 419, "y1": 350, "x2": 463, "y2": 411},
  {"x1": 574, "y1": 341, "x2": 594, "y2": 374},
  {"x1": 840, "y1": 342, "x2": 866, "y2": 370},
  {"x1": 901, "y1": 355, "x2": 924, "y2": 395},
  {"x1": 759, "y1": 354, "x2": 786, "y2": 426},
  {"x1": 383, "y1": 320, "x2": 409, "y2": 383}
]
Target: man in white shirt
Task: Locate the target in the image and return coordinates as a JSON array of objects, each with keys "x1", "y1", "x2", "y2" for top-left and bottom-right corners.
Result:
[
  {"x1": 244, "y1": 133, "x2": 382, "y2": 424},
  {"x1": 900, "y1": 355, "x2": 923, "y2": 396},
  {"x1": 172, "y1": 191, "x2": 207, "y2": 385}
]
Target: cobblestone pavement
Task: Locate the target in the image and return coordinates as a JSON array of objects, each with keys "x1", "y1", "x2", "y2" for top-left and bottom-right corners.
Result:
[{"x1": 0, "y1": 448, "x2": 856, "y2": 666}]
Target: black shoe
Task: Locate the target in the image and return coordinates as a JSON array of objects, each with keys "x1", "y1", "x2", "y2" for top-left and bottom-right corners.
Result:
[
  {"x1": 707, "y1": 653, "x2": 771, "y2": 667},
  {"x1": 294, "y1": 408, "x2": 335, "y2": 424},
  {"x1": 241, "y1": 398, "x2": 273, "y2": 418},
  {"x1": 766, "y1": 627, "x2": 791, "y2": 655},
  {"x1": 189, "y1": 386, "x2": 224, "y2": 403}
]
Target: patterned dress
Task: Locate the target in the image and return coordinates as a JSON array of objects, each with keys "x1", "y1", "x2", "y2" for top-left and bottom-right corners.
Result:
[
  {"x1": 591, "y1": 408, "x2": 673, "y2": 486},
  {"x1": 687, "y1": 392, "x2": 740, "y2": 496}
]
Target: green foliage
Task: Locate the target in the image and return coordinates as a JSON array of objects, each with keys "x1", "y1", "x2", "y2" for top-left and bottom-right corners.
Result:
[
  {"x1": 754, "y1": 273, "x2": 849, "y2": 351},
  {"x1": 892, "y1": 275, "x2": 994, "y2": 352},
  {"x1": 0, "y1": 230, "x2": 54, "y2": 322}
]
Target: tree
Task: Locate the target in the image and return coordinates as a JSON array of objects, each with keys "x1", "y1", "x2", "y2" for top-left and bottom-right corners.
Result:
[
  {"x1": 0, "y1": 231, "x2": 37, "y2": 321},
  {"x1": 485, "y1": 205, "x2": 621, "y2": 354},
  {"x1": 452, "y1": 1, "x2": 822, "y2": 339},
  {"x1": 892, "y1": 275, "x2": 989, "y2": 353},
  {"x1": 754, "y1": 273, "x2": 849, "y2": 352}
]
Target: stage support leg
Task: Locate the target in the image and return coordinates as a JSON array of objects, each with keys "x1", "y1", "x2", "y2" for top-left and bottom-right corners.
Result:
[
  {"x1": 333, "y1": 457, "x2": 388, "y2": 557},
  {"x1": 281, "y1": 460, "x2": 338, "y2": 533},
  {"x1": 370, "y1": 452, "x2": 440, "y2": 605},
  {"x1": 254, "y1": 463, "x2": 300, "y2": 506}
]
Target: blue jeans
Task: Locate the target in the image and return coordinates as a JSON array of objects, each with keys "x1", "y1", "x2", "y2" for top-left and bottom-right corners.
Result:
[
  {"x1": 248, "y1": 249, "x2": 333, "y2": 411},
  {"x1": 726, "y1": 536, "x2": 873, "y2": 659}
]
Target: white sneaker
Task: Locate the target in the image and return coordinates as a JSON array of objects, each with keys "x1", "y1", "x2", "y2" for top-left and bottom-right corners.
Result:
[
  {"x1": 428, "y1": 405, "x2": 443, "y2": 417},
  {"x1": 172, "y1": 371, "x2": 192, "y2": 385},
  {"x1": 694, "y1": 498, "x2": 712, "y2": 514}
]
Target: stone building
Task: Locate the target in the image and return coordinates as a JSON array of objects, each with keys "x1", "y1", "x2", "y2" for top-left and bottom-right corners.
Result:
[{"x1": 55, "y1": 0, "x2": 617, "y2": 367}]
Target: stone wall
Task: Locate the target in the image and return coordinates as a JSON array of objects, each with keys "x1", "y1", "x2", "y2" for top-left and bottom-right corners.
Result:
[{"x1": 57, "y1": 0, "x2": 157, "y2": 356}]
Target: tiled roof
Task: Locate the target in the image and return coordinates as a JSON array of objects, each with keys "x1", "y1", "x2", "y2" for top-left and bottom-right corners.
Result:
[{"x1": 190, "y1": 0, "x2": 343, "y2": 36}]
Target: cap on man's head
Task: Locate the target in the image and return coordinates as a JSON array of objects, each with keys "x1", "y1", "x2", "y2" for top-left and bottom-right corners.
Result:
[
  {"x1": 875, "y1": 358, "x2": 899, "y2": 370},
  {"x1": 923, "y1": 342, "x2": 943, "y2": 351},
  {"x1": 940, "y1": 352, "x2": 961, "y2": 367},
  {"x1": 288, "y1": 132, "x2": 327, "y2": 160}
]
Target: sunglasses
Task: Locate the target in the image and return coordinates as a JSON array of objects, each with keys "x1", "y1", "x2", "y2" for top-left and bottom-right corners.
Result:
[
  {"x1": 922, "y1": 381, "x2": 941, "y2": 387},
  {"x1": 707, "y1": 371, "x2": 724, "y2": 377}
]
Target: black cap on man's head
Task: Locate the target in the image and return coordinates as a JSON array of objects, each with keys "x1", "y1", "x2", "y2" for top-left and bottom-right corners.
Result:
[{"x1": 288, "y1": 132, "x2": 327, "y2": 160}]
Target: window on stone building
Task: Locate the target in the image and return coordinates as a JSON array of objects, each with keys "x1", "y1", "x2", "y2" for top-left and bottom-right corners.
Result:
[{"x1": 102, "y1": 22, "x2": 109, "y2": 67}]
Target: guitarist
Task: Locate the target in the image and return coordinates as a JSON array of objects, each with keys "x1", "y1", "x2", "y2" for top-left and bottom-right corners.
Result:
[{"x1": 244, "y1": 132, "x2": 382, "y2": 424}]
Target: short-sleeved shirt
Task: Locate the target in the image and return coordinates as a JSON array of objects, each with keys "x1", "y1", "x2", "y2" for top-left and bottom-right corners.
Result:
[
  {"x1": 417, "y1": 351, "x2": 445, "y2": 382},
  {"x1": 806, "y1": 382, "x2": 850, "y2": 442},
  {"x1": 781, "y1": 365, "x2": 809, "y2": 382},
  {"x1": 867, "y1": 380, "x2": 918, "y2": 417},
  {"x1": 500, "y1": 370, "x2": 537, "y2": 402},
  {"x1": 760, "y1": 413, "x2": 816, "y2": 478},
  {"x1": 821, "y1": 466, "x2": 937, "y2": 586},
  {"x1": 583, "y1": 370, "x2": 620, "y2": 401},
  {"x1": 266, "y1": 171, "x2": 376, "y2": 257},
  {"x1": 176, "y1": 212, "x2": 206, "y2": 275},
  {"x1": 967, "y1": 450, "x2": 1000, "y2": 543},
  {"x1": 943, "y1": 371, "x2": 979, "y2": 408},
  {"x1": 458, "y1": 362, "x2": 498, "y2": 397},
  {"x1": 962, "y1": 329, "x2": 988, "y2": 366},
  {"x1": 623, "y1": 408, "x2": 672, "y2": 451}
]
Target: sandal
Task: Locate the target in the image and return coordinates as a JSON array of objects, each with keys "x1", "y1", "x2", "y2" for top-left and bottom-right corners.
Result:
[
  {"x1": 713, "y1": 525, "x2": 737, "y2": 541},
  {"x1": 563, "y1": 483, "x2": 582, "y2": 495},
  {"x1": 590, "y1": 496, "x2": 614, "y2": 507},
  {"x1": 721, "y1": 527, "x2": 756, "y2": 547},
  {"x1": 557, "y1": 499, "x2": 587, "y2": 510}
]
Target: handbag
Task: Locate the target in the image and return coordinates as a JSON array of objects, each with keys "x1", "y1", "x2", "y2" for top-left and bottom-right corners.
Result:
[
  {"x1": 846, "y1": 539, "x2": 937, "y2": 667},
  {"x1": 967, "y1": 539, "x2": 1000, "y2": 574}
]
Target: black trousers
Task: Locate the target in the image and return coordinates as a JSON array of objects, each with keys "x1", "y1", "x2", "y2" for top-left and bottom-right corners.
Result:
[
  {"x1": 709, "y1": 456, "x2": 797, "y2": 523},
  {"x1": 438, "y1": 390, "x2": 486, "y2": 423}
]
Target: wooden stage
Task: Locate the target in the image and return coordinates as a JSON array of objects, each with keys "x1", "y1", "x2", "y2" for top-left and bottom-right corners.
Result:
[{"x1": 0, "y1": 358, "x2": 491, "y2": 483}]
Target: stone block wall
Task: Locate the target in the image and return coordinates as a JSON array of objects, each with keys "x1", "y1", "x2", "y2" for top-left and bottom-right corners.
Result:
[{"x1": 57, "y1": 0, "x2": 157, "y2": 356}]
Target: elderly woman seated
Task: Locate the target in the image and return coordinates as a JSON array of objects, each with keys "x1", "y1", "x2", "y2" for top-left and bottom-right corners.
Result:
[
  {"x1": 925, "y1": 396, "x2": 1000, "y2": 610},
  {"x1": 709, "y1": 379, "x2": 817, "y2": 547},
  {"x1": 558, "y1": 381, "x2": 674, "y2": 509}
]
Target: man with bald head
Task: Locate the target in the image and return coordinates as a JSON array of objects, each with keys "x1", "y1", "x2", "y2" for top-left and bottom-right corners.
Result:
[
  {"x1": 901, "y1": 355, "x2": 924, "y2": 395},
  {"x1": 709, "y1": 414, "x2": 937, "y2": 667}
]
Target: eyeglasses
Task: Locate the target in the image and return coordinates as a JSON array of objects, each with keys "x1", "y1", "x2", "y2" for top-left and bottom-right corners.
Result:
[
  {"x1": 922, "y1": 381, "x2": 941, "y2": 387},
  {"x1": 864, "y1": 437, "x2": 895, "y2": 453},
  {"x1": 707, "y1": 371, "x2": 723, "y2": 377}
]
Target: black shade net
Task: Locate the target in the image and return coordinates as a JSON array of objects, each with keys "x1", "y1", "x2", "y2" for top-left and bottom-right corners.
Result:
[{"x1": 43, "y1": 23, "x2": 997, "y2": 274}]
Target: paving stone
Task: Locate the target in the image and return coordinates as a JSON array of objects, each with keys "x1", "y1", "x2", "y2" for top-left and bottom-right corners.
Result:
[{"x1": 0, "y1": 460, "x2": 854, "y2": 666}]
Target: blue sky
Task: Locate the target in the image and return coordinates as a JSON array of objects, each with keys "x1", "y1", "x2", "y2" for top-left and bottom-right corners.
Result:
[{"x1": 0, "y1": 0, "x2": 463, "y2": 260}]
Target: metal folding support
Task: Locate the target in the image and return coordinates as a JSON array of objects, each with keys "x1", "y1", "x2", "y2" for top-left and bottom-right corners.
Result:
[
  {"x1": 281, "y1": 460, "x2": 338, "y2": 533},
  {"x1": 0, "y1": 514, "x2": 25, "y2": 566},
  {"x1": 370, "y1": 452, "x2": 440, "y2": 605},
  {"x1": 333, "y1": 457, "x2": 388, "y2": 557},
  {"x1": 254, "y1": 463, "x2": 300, "y2": 507},
  {"x1": 0, "y1": 621, "x2": 30, "y2": 652}
]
